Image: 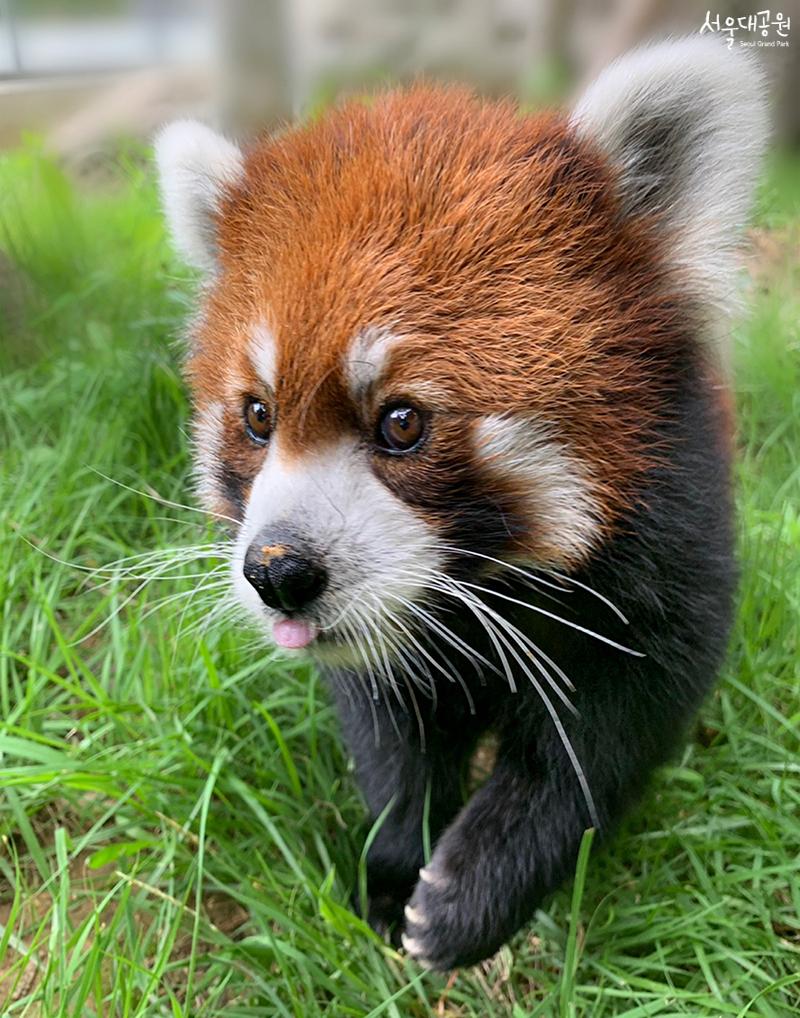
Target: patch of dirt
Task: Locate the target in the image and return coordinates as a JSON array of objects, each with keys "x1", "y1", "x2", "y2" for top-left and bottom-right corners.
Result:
[
  {"x1": 744, "y1": 225, "x2": 800, "y2": 290},
  {"x1": 0, "y1": 846, "x2": 116, "y2": 1012},
  {"x1": 0, "y1": 805, "x2": 252, "y2": 1012}
]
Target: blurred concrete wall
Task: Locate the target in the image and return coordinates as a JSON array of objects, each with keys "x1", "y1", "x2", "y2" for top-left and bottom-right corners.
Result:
[
  {"x1": 215, "y1": 0, "x2": 799, "y2": 141},
  {"x1": 1, "y1": 0, "x2": 795, "y2": 161},
  {"x1": 217, "y1": 0, "x2": 555, "y2": 135}
]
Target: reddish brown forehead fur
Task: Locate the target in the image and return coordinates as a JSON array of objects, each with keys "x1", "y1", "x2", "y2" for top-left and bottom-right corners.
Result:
[{"x1": 190, "y1": 85, "x2": 702, "y2": 524}]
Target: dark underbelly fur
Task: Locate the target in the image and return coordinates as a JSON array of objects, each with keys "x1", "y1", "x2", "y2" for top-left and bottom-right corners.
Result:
[{"x1": 323, "y1": 362, "x2": 736, "y2": 970}]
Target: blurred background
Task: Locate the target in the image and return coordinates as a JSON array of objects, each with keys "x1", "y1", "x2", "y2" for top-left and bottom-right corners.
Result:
[{"x1": 1, "y1": 0, "x2": 797, "y2": 164}]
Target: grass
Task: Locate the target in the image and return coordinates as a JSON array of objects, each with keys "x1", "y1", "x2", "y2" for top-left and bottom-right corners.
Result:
[{"x1": 0, "y1": 141, "x2": 798, "y2": 1017}]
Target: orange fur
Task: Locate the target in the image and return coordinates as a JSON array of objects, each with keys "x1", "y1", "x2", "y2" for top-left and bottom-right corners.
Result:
[{"x1": 189, "y1": 85, "x2": 708, "y2": 540}]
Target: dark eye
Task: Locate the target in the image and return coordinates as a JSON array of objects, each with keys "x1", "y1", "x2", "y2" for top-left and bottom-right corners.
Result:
[
  {"x1": 376, "y1": 404, "x2": 426, "y2": 454},
  {"x1": 244, "y1": 398, "x2": 271, "y2": 446}
]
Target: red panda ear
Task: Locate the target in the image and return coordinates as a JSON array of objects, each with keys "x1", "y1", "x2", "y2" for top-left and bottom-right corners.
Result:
[
  {"x1": 154, "y1": 120, "x2": 244, "y2": 273},
  {"x1": 570, "y1": 37, "x2": 768, "y2": 317}
]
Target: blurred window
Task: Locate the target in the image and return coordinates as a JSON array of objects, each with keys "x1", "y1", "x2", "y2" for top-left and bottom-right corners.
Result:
[{"x1": 0, "y1": 0, "x2": 211, "y2": 78}]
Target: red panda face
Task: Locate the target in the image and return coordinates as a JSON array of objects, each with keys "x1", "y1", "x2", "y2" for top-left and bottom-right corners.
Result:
[{"x1": 156, "y1": 48, "x2": 765, "y2": 655}]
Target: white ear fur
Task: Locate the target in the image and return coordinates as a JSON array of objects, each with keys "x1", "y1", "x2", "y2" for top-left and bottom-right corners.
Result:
[
  {"x1": 154, "y1": 120, "x2": 244, "y2": 273},
  {"x1": 571, "y1": 37, "x2": 768, "y2": 315}
]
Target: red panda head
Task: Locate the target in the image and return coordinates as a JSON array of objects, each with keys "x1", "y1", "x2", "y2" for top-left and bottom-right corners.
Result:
[{"x1": 156, "y1": 38, "x2": 765, "y2": 654}]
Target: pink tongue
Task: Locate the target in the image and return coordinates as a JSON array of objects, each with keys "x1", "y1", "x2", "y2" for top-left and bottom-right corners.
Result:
[{"x1": 272, "y1": 618, "x2": 317, "y2": 650}]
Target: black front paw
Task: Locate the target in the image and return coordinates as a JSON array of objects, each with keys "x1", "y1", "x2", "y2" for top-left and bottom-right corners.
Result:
[{"x1": 402, "y1": 856, "x2": 506, "y2": 971}]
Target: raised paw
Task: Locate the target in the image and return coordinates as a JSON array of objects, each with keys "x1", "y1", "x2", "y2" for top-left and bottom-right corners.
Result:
[{"x1": 400, "y1": 858, "x2": 500, "y2": 971}]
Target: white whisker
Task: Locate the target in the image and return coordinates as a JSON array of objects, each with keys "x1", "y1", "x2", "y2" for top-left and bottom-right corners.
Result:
[
  {"x1": 442, "y1": 545, "x2": 631, "y2": 624},
  {"x1": 87, "y1": 467, "x2": 240, "y2": 527},
  {"x1": 433, "y1": 582, "x2": 599, "y2": 828},
  {"x1": 453, "y1": 580, "x2": 642, "y2": 657}
]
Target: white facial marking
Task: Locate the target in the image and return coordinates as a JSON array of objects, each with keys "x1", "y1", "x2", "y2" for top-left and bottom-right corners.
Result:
[
  {"x1": 233, "y1": 435, "x2": 442, "y2": 657},
  {"x1": 192, "y1": 401, "x2": 225, "y2": 510},
  {"x1": 249, "y1": 322, "x2": 277, "y2": 391},
  {"x1": 476, "y1": 415, "x2": 601, "y2": 566},
  {"x1": 344, "y1": 325, "x2": 402, "y2": 400}
]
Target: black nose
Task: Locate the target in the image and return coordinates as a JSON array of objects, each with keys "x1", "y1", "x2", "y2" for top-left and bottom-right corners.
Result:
[{"x1": 243, "y1": 541, "x2": 327, "y2": 613}]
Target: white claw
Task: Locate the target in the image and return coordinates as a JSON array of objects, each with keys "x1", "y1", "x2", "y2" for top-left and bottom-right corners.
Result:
[
  {"x1": 419, "y1": 865, "x2": 446, "y2": 888},
  {"x1": 404, "y1": 903, "x2": 425, "y2": 927},
  {"x1": 401, "y1": 933, "x2": 423, "y2": 955},
  {"x1": 401, "y1": 933, "x2": 434, "y2": 969}
]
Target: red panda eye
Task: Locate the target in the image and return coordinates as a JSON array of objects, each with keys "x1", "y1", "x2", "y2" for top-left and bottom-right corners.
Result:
[
  {"x1": 244, "y1": 399, "x2": 271, "y2": 446},
  {"x1": 377, "y1": 405, "x2": 426, "y2": 454}
]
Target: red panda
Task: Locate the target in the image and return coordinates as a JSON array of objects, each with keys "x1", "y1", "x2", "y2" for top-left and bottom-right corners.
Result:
[{"x1": 155, "y1": 38, "x2": 766, "y2": 970}]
